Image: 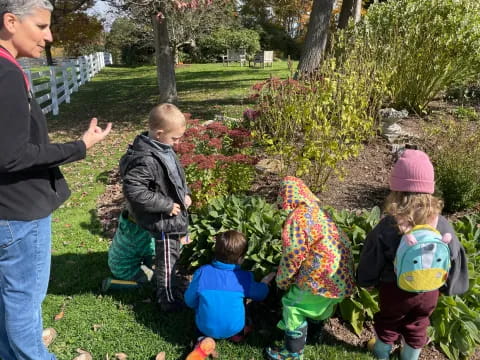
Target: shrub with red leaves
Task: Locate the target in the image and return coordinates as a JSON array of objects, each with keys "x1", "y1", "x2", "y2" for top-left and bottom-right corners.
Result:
[{"x1": 173, "y1": 118, "x2": 258, "y2": 208}]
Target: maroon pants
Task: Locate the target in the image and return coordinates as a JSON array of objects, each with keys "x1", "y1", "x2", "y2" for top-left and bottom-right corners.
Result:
[{"x1": 374, "y1": 282, "x2": 439, "y2": 349}]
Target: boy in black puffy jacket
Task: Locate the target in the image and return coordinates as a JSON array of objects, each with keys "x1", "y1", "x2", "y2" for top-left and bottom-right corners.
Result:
[{"x1": 120, "y1": 103, "x2": 191, "y2": 312}]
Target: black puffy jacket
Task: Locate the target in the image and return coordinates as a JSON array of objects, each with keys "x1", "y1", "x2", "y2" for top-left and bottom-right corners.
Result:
[{"x1": 120, "y1": 132, "x2": 189, "y2": 236}]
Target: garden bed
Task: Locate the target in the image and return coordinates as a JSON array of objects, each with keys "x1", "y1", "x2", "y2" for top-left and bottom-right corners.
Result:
[{"x1": 96, "y1": 98, "x2": 480, "y2": 359}]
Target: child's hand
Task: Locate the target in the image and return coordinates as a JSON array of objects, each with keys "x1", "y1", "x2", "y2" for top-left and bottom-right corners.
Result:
[
  {"x1": 261, "y1": 272, "x2": 276, "y2": 284},
  {"x1": 185, "y1": 195, "x2": 192, "y2": 209},
  {"x1": 180, "y1": 235, "x2": 191, "y2": 245},
  {"x1": 169, "y1": 203, "x2": 181, "y2": 216}
]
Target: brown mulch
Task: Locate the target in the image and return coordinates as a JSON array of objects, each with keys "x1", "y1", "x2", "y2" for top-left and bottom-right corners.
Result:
[
  {"x1": 249, "y1": 116, "x2": 426, "y2": 211},
  {"x1": 97, "y1": 169, "x2": 123, "y2": 239}
]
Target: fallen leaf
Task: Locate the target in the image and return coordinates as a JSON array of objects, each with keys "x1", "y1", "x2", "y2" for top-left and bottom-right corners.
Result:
[
  {"x1": 155, "y1": 352, "x2": 166, "y2": 360},
  {"x1": 73, "y1": 349, "x2": 93, "y2": 360},
  {"x1": 114, "y1": 353, "x2": 128, "y2": 360},
  {"x1": 54, "y1": 310, "x2": 64, "y2": 321},
  {"x1": 54, "y1": 301, "x2": 67, "y2": 321}
]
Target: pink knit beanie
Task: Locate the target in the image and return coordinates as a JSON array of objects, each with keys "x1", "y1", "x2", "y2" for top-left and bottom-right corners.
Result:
[{"x1": 389, "y1": 149, "x2": 435, "y2": 194}]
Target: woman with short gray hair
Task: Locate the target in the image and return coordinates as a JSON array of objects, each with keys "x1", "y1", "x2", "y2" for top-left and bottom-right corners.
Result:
[
  {"x1": 0, "y1": 0, "x2": 54, "y2": 19},
  {"x1": 0, "y1": 1, "x2": 111, "y2": 359}
]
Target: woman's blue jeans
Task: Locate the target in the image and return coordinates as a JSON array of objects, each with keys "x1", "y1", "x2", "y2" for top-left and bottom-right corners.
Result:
[{"x1": 0, "y1": 215, "x2": 56, "y2": 360}]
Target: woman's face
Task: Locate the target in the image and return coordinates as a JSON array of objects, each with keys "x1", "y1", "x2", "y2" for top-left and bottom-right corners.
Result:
[{"x1": 11, "y1": 8, "x2": 53, "y2": 58}]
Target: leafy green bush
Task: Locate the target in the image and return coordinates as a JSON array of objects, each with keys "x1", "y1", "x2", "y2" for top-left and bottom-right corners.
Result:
[
  {"x1": 250, "y1": 49, "x2": 384, "y2": 191},
  {"x1": 329, "y1": 206, "x2": 382, "y2": 335},
  {"x1": 105, "y1": 18, "x2": 155, "y2": 65},
  {"x1": 180, "y1": 195, "x2": 287, "y2": 277},
  {"x1": 430, "y1": 214, "x2": 480, "y2": 360},
  {"x1": 256, "y1": 22, "x2": 302, "y2": 59},
  {"x1": 197, "y1": 27, "x2": 261, "y2": 62},
  {"x1": 454, "y1": 107, "x2": 479, "y2": 122},
  {"x1": 360, "y1": 0, "x2": 480, "y2": 113},
  {"x1": 430, "y1": 296, "x2": 480, "y2": 360},
  {"x1": 426, "y1": 117, "x2": 480, "y2": 212}
]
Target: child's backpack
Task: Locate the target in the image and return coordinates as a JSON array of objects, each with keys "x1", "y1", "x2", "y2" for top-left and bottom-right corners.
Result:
[{"x1": 394, "y1": 224, "x2": 452, "y2": 293}]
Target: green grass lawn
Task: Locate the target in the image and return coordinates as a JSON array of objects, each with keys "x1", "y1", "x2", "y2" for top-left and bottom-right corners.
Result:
[{"x1": 42, "y1": 62, "x2": 375, "y2": 360}]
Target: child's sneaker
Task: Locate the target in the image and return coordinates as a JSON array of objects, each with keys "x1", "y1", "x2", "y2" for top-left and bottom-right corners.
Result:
[
  {"x1": 186, "y1": 337, "x2": 216, "y2": 360},
  {"x1": 264, "y1": 346, "x2": 304, "y2": 360},
  {"x1": 140, "y1": 264, "x2": 154, "y2": 282},
  {"x1": 228, "y1": 324, "x2": 254, "y2": 343}
]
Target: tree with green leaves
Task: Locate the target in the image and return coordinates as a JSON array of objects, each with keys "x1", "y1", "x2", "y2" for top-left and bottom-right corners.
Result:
[{"x1": 106, "y1": 17, "x2": 155, "y2": 65}]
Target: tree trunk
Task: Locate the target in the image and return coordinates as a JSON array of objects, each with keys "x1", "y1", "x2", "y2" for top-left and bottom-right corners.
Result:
[
  {"x1": 353, "y1": 0, "x2": 362, "y2": 23},
  {"x1": 296, "y1": 0, "x2": 335, "y2": 78},
  {"x1": 45, "y1": 43, "x2": 54, "y2": 65},
  {"x1": 152, "y1": 12, "x2": 177, "y2": 104},
  {"x1": 338, "y1": 0, "x2": 355, "y2": 29}
]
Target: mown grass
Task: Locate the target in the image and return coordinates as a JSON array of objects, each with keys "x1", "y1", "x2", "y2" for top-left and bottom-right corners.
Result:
[{"x1": 42, "y1": 62, "x2": 375, "y2": 360}]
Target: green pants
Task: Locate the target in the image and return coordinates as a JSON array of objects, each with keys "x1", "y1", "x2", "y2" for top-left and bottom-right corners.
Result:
[
  {"x1": 108, "y1": 212, "x2": 155, "y2": 281},
  {"x1": 278, "y1": 285, "x2": 342, "y2": 331}
]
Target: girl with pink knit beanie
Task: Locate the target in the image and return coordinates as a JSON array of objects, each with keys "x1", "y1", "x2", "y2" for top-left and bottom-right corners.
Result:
[{"x1": 356, "y1": 149, "x2": 469, "y2": 360}]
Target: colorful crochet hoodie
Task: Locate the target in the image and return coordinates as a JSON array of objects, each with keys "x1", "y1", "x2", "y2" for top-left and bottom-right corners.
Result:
[{"x1": 276, "y1": 176, "x2": 355, "y2": 298}]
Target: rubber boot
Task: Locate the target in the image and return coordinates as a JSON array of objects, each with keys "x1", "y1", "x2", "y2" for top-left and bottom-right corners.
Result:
[
  {"x1": 265, "y1": 322, "x2": 307, "y2": 360},
  {"x1": 285, "y1": 321, "x2": 307, "y2": 354},
  {"x1": 371, "y1": 337, "x2": 392, "y2": 360},
  {"x1": 400, "y1": 343, "x2": 421, "y2": 360}
]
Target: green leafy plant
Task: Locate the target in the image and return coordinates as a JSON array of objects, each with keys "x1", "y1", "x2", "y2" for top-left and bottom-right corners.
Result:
[
  {"x1": 181, "y1": 194, "x2": 287, "y2": 277},
  {"x1": 454, "y1": 107, "x2": 479, "y2": 122},
  {"x1": 330, "y1": 206, "x2": 382, "y2": 335},
  {"x1": 250, "y1": 50, "x2": 384, "y2": 192},
  {"x1": 328, "y1": 206, "x2": 381, "y2": 265},
  {"x1": 426, "y1": 117, "x2": 480, "y2": 212},
  {"x1": 430, "y1": 296, "x2": 480, "y2": 360},
  {"x1": 429, "y1": 214, "x2": 480, "y2": 360},
  {"x1": 183, "y1": 199, "x2": 480, "y2": 357},
  {"x1": 360, "y1": 0, "x2": 480, "y2": 113}
]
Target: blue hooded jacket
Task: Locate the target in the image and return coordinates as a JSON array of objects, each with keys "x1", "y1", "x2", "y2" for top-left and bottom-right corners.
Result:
[{"x1": 184, "y1": 260, "x2": 269, "y2": 339}]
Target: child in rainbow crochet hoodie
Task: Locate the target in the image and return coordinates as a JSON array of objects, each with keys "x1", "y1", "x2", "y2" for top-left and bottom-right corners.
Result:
[{"x1": 265, "y1": 176, "x2": 356, "y2": 360}]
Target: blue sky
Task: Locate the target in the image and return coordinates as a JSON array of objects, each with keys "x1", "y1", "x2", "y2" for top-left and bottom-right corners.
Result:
[{"x1": 87, "y1": 1, "x2": 117, "y2": 30}]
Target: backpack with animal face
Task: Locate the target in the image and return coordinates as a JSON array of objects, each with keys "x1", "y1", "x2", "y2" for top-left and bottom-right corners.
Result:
[{"x1": 394, "y1": 224, "x2": 452, "y2": 293}]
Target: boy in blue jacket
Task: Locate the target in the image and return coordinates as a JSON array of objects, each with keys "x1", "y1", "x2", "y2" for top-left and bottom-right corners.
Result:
[{"x1": 185, "y1": 230, "x2": 274, "y2": 351}]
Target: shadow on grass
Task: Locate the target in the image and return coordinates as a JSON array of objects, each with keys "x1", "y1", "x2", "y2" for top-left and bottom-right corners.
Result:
[
  {"x1": 49, "y1": 251, "x2": 197, "y2": 349},
  {"x1": 179, "y1": 97, "x2": 253, "y2": 120},
  {"x1": 48, "y1": 250, "x2": 373, "y2": 358},
  {"x1": 45, "y1": 64, "x2": 291, "y2": 139}
]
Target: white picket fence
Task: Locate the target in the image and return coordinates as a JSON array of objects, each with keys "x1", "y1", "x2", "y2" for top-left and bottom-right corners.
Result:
[{"x1": 24, "y1": 52, "x2": 112, "y2": 116}]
